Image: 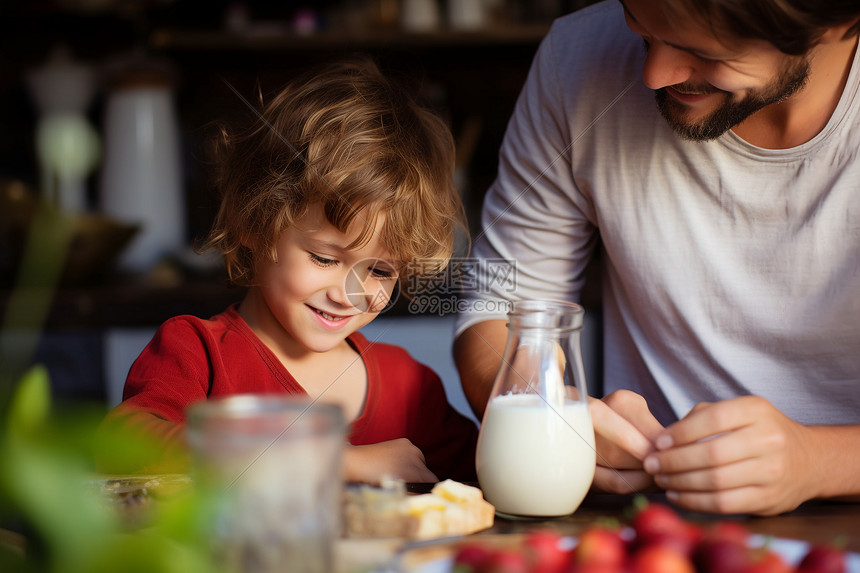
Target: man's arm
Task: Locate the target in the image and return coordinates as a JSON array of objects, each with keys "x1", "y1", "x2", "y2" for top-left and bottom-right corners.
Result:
[{"x1": 453, "y1": 319, "x2": 508, "y2": 420}]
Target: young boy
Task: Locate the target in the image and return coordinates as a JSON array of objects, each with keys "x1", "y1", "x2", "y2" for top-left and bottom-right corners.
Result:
[{"x1": 100, "y1": 58, "x2": 477, "y2": 484}]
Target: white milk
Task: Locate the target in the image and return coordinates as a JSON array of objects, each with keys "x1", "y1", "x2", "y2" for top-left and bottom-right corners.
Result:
[{"x1": 476, "y1": 393, "x2": 596, "y2": 517}]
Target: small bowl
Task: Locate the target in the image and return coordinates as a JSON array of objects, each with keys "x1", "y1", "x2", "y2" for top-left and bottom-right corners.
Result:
[{"x1": 1, "y1": 179, "x2": 140, "y2": 286}]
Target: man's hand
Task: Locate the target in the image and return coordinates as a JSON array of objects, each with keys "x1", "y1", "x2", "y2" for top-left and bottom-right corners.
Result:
[
  {"x1": 344, "y1": 438, "x2": 438, "y2": 485},
  {"x1": 590, "y1": 390, "x2": 664, "y2": 494},
  {"x1": 643, "y1": 395, "x2": 818, "y2": 516}
]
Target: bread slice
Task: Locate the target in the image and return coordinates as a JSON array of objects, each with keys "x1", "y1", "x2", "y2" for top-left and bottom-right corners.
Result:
[{"x1": 344, "y1": 479, "x2": 495, "y2": 540}]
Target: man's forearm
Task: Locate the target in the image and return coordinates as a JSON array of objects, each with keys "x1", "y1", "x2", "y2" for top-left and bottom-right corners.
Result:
[{"x1": 453, "y1": 319, "x2": 508, "y2": 420}]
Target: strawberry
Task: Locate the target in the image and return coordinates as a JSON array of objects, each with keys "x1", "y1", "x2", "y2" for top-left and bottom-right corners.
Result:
[
  {"x1": 744, "y1": 549, "x2": 791, "y2": 573},
  {"x1": 522, "y1": 530, "x2": 570, "y2": 573},
  {"x1": 704, "y1": 521, "x2": 750, "y2": 546},
  {"x1": 692, "y1": 537, "x2": 751, "y2": 573},
  {"x1": 631, "y1": 500, "x2": 700, "y2": 556},
  {"x1": 576, "y1": 564, "x2": 628, "y2": 573},
  {"x1": 576, "y1": 565, "x2": 627, "y2": 573},
  {"x1": 630, "y1": 545, "x2": 695, "y2": 573},
  {"x1": 573, "y1": 526, "x2": 627, "y2": 569},
  {"x1": 484, "y1": 548, "x2": 530, "y2": 573},
  {"x1": 453, "y1": 542, "x2": 494, "y2": 573},
  {"x1": 797, "y1": 543, "x2": 847, "y2": 573},
  {"x1": 631, "y1": 500, "x2": 686, "y2": 541}
]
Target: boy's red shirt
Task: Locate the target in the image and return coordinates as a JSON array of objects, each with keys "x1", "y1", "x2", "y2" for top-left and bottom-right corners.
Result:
[{"x1": 107, "y1": 304, "x2": 478, "y2": 481}]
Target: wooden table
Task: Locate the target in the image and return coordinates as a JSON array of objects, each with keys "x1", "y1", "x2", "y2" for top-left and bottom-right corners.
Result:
[
  {"x1": 11, "y1": 476, "x2": 848, "y2": 571},
  {"x1": 337, "y1": 491, "x2": 860, "y2": 572},
  {"x1": 486, "y1": 493, "x2": 860, "y2": 552}
]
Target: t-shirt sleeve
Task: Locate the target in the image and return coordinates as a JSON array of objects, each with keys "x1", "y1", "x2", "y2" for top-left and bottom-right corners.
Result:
[
  {"x1": 119, "y1": 316, "x2": 215, "y2": 423},
  {"x1": 96, "y1": 317, "x2": 215, "y2": 472}
]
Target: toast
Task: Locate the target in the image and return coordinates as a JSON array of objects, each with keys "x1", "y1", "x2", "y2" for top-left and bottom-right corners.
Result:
[{"x1": 344, "y1": 478, "x2": 495, "y2": 540}]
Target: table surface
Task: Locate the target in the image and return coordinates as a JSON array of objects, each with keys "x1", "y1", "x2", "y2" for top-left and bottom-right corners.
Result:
[
  {"x1": 5, "y1": 475, "x2": 853, "y2": 572},
  {"x1": 337, "y1": 492, "x2": 860, "y2": 572},
  {"x1": 487, "y1": 493, "x2": 860, "y2": 552}
]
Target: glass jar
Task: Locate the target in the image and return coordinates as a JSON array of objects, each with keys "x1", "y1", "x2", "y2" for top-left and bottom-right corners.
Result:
[
  {"x1": 475, "y1": 299, "x2": 595, "y2": 518},
  {"x1": 187, "y1": 395, "x2": 345, "y2": 573}
]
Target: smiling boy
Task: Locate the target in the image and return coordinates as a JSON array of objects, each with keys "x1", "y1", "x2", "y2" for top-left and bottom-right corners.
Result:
[{"x1": 100, "y1": 58, "x2": 478, "y2": 484}]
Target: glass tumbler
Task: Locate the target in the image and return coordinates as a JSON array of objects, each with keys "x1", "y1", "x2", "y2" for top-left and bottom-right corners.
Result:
[
  {"x1": 475, "y1": 300, "x2": 596, "y2": 518},
  {"x1": 186, "y1": 395, "x2": 345, "y2": 573}
]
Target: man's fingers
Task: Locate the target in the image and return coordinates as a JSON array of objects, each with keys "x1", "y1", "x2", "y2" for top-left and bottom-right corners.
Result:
[
  {"x1": 589, "y1": 397, "x2": 656, "y2": 461},
  {"x1": 595, "y1": 434, "x2": 645, "y2": 468},
  {"x1": 603, "y1": 390, "x2": 665, "y2": 442},
  {"x1": 661, "y1": 396, "x2": 766, "y2": 448}
]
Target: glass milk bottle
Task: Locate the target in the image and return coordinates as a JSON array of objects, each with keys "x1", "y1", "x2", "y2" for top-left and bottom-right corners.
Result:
[{"x1": 476, "y1": 300, "x2": 596, "y2": 518}]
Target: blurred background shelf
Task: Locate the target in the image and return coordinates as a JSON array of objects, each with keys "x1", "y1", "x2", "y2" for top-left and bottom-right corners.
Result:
[
  {"x1": 0, "y1": 278, "x2": 245, "y2": 330},
  {"x1": 149, "y1": 24, "x2": 552, "y2": 51},
  {"x1": 0, "y1": 0, "x2": 601, "y2": 407}
]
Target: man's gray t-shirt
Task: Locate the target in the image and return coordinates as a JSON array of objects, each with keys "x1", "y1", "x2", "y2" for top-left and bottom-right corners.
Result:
[{"x1": 455, "y1": 0, "x2": 860, "y2": 425}]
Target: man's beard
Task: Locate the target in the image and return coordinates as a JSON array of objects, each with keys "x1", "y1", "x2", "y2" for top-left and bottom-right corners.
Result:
[{"x1": 655, "y1": 57, "x2": 810, "y2": 141}]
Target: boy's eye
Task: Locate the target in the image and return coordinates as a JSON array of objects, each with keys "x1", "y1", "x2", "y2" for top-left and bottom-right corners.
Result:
[
  {"x1": 369, "y1": 266, "x2": 396, "y2": 280},
  {"x1": 309, "y1": 253, "x2": 337, "y2": 267}
]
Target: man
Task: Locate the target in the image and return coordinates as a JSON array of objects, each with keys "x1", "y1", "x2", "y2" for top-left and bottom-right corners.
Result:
[{"x1": 454, "y1": 0, "x2": 860, "y2": 516}]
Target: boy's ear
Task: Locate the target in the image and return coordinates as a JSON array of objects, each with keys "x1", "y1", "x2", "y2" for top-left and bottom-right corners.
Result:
[{"x1": 238, "y1": 231, "x2": 256, "y2": 249}]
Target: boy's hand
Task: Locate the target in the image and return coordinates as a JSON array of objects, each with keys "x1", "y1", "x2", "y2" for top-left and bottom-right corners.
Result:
[
  {"x1": 643, "y1": 395, "x2": 816, "y2": 515},
  {"x1": 344, "y1": 438, "x2": 438, "y2": 485}
]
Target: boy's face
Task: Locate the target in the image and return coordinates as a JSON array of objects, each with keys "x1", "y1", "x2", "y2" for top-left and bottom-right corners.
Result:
[
  {"x1": 249, "y1": 205, "x2": 398, "y2": 355},
  {"x1": 620, "y1": 0, "x2": 810, "y2": 140}
]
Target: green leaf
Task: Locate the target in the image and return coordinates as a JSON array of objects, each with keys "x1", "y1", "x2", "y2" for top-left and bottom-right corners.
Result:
[
  {"x1": 83, "y1": 531, "x2": 214, "y2": 573},
  {"x1": 6, "y1": 365, "x2": 51, "y2": 438},
  {"x1": 2, "y1": 438, "x2": 115, "y2": 568}
]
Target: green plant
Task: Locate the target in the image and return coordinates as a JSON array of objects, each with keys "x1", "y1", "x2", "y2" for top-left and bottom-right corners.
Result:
[{"x1": 0, "y1": 365, "x2": 219, "y2": 573}]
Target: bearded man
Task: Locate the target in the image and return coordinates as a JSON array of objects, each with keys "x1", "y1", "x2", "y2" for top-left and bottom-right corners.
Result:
[{"x1": 454, "y1": 0, "x2": 860, "y2": 516}]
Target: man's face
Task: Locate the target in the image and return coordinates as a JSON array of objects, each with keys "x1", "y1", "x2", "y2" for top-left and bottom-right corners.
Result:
[
  {"x1": 620, "y1": 0, "x2": 810, "y2": 141},
  {"x1": 654, "y1": 56, "x2": 809, "y2": 140}
]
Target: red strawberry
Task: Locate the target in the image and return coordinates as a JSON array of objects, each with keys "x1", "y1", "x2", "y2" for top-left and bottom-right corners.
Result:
[
  {"x1": 692, "y1": 537, "x2": 751, "y2": 573},
  {"x1": 704, "y1": 521, "x2": 750, "y2": 546},
  {"x1": 631, "y1": 501, "x2": 700, "y2": 556},
  {"x1": 453, "y1": 543, "x2": 494, "y2": 573},
  {"x1": 576, "y1": 564, "x2": 628, "y2": 573},
  {"x1": 573, "y1": 526, "x2": 627, "y2": 569},
  {"x1": 522, "y1": 530, "x2": 570, "y2": 573},
  {"x1": 744, "y1": 549, "x2": 791, "y2": 573},
  {"x1": 484, "y1": 548, "x2": 529, "y2": 573},
  {"x1": 650, "y1": 522, "x2": 702, "y2": 557},
  {"x1": 797, "y1": 543, "x2": 847, "y2": 573},
  {"x1": 630, "y1": 545, "x2": 695, "y2": 573},
  {"x1": 631, "y1": 501, "x2": 686, "y2": 541}
]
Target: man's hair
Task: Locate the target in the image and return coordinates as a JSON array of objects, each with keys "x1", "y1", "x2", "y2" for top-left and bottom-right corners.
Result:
[
  {"x1": 201, "y1": 57, "x2": 466, "y2": 287},
  {"x1": 663, "y1": 0, "x2": 860, "y2": 55}
]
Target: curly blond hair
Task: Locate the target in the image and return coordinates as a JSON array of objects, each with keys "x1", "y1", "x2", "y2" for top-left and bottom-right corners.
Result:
[{"x1": 201, "y1": 57, "x2": 467, "y2": 288}]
